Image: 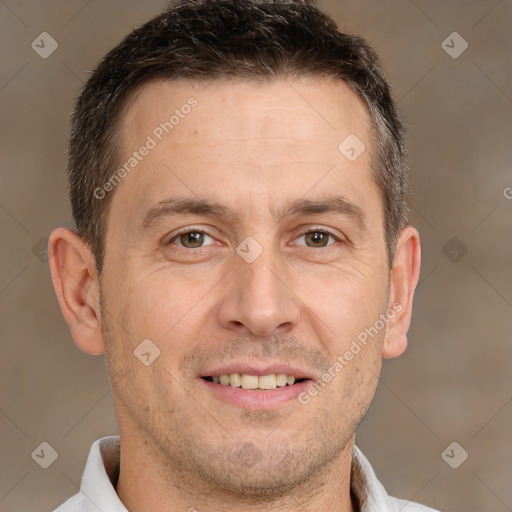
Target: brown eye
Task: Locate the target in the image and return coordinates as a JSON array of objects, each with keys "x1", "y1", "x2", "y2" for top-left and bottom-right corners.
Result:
[
  {"x1": 305, "y1": 232, "x2": 328, "y2": 247},
  {"x1": 170, "y1": 230, "x2": 215, "y2": 249},
  {"x1": 300, "y1": 231, "x2": 336, "y2": 248}
]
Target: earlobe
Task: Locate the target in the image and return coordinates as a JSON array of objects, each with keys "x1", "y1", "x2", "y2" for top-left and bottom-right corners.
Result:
[
  {"x1": 382, "y1": 225, "x2": 422, "y2": 359},
  {"x1": 48, "y1": 227, "x2": 105, "y2": 355}
]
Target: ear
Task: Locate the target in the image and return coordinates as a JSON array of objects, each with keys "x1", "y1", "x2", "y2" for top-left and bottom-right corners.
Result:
[
  {"x1": 48, "y1": 227, "x2": 105, "y2": 355},
  {"x1": 382, "y1": 225, "x2": 421, "y2": 358}
]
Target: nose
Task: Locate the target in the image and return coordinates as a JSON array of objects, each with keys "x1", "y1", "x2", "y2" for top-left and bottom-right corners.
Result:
[{"x1": 216, "y1": 250, "x2": 300, "y2": 338}]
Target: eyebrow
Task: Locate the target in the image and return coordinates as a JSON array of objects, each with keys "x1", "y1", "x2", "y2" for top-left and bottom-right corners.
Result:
[{"x1": 140, "y1": 195, "x2": 367, "y2": 230}]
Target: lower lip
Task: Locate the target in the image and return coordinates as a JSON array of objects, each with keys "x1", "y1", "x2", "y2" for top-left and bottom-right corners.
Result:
[{"x1": 199, "y1": 378, "x2": 311, "y2": 410}]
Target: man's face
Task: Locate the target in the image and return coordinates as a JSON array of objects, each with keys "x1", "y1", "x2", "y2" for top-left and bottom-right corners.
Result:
[{"x1": 100, "y1": 79, "x2": 391, "y2": 494}]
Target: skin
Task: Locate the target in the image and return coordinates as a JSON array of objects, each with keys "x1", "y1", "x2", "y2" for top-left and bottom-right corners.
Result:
[{"x1": 49, "y1": 78, "x2": 421, "y2": 512}]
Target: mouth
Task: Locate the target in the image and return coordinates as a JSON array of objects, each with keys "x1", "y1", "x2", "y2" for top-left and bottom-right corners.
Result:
[
  {"x1": 201, "y1": 373, "x2": 309, "y2": 390},
  {"x1": 198, "y1": 366, "x2": 314, "y2": 410}
]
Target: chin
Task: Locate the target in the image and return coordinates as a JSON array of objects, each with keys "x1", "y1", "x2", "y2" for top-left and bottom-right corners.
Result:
[{"x1": 183, "y1": 436, "x2": 346, "y2": 500}]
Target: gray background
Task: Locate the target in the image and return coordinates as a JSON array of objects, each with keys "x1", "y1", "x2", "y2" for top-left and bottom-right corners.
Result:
[{"x1": 1, "y1": 1, "x2": 511, "y2": 511}]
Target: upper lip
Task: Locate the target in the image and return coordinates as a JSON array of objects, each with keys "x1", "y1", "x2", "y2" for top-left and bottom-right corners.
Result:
[{"x1": 200, "y1": 362, "x2": 315, "y2": 380}]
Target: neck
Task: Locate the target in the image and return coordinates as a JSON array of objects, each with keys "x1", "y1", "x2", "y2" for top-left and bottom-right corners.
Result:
[{"x1": 115, "y1": 428, "x2": 356, "y2": 512}]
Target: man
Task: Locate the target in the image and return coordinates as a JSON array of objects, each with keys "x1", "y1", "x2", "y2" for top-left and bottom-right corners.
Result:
[{"x1": 49, "y1": 0, "x2": 436, "y2": 510}]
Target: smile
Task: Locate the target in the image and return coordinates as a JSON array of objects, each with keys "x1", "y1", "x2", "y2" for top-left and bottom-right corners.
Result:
[{"x1": 202, "y1": 373, "x2": 307, "y2": 390}]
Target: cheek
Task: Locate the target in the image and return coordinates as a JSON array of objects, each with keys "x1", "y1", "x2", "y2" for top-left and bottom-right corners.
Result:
[
  {"x1": 323, "y1": 332, "x2": 384, "y2": 422},
  {"x1": 297, "y1": 265, "x2": 389, "y2": 351},
  {"x1": 112, "y1": 269, "x2": 216, "y2": 359}
]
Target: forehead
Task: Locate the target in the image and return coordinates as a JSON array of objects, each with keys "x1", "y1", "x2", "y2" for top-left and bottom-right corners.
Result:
[
  {"x1": 121, "y1": 78, "x2": 371, "y2": 152},
  {"x1": 110, "y1": 78, "x2": 377, "y2": 230}
]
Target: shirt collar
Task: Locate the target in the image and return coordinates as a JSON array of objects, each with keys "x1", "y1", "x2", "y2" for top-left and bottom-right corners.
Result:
[
  {"x1": 351, "y1": 444, "x2": 395, "y2": 511},
  {"x1": 76, "y1": 436, "x2": 395, "y2": 512},
  {"x1": 79, "y1": 436, "x2": 126, "y2": 511}
]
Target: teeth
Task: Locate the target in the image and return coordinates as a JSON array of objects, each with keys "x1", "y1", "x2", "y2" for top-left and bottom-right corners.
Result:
[
  {"x1": 241, "y1": 374, "x2": 259, "y2": 389},
  {"x1": 259, "y1": 374, "x2": 276, "y2": 389},
  {"x1": 211, "y1": 373, "x2": 301, "y2": 390},
  {"x1": 229, "y1": 373, "x2": 241, "y2": 387},
  {"x1": 276, "y1": 373, "x2": 287, "y2": 387}
]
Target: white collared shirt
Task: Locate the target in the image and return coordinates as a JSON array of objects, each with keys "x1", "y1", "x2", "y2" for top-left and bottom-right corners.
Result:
[{"x1": 54, "y1": 436, "x2": 440, "y2": 512}]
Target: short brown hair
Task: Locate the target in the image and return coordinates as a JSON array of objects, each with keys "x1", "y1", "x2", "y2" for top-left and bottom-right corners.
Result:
[{"x1": 68, "y1": 0, "x2": 409, "y2": 274}]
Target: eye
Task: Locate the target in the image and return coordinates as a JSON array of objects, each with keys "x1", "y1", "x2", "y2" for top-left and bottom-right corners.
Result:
[
  {"x1": 168, "y1": 230, "x2": 216, "y2": 249},
  {"x1": 295, "y1": 230, "x2": 339, "y2": 248},
  {"x1": 166, "y1": 228, "x2": 341, "y2": 251}
]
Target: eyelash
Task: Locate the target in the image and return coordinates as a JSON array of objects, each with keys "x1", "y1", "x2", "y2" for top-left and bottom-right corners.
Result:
[{"x1": 166, "y1": 226, "x2": 342, "y2": 249}]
